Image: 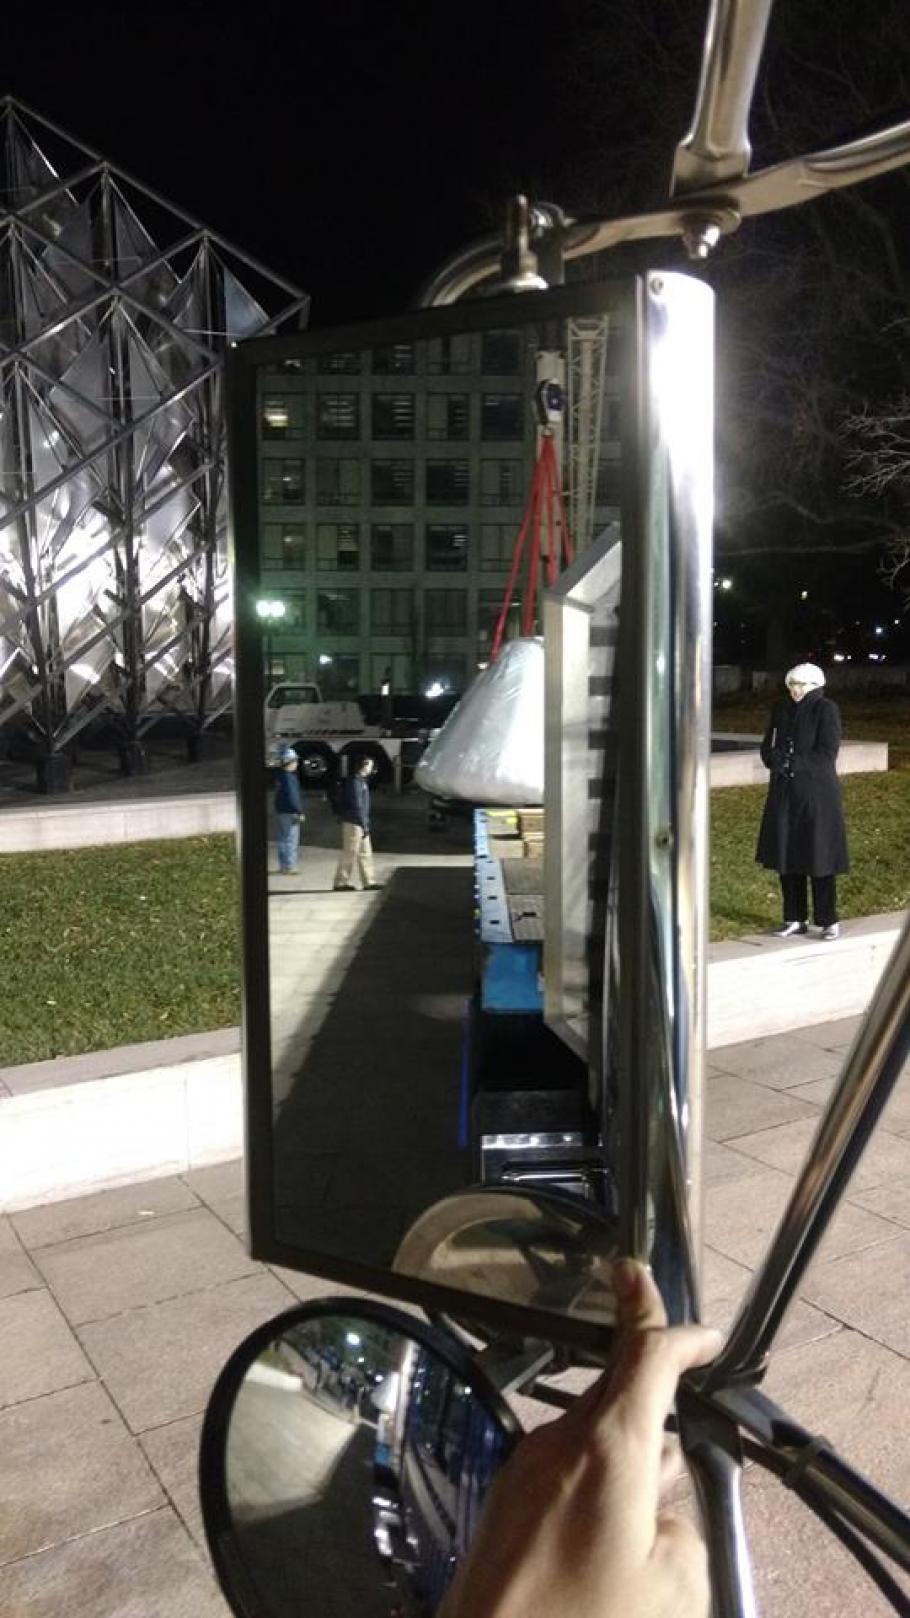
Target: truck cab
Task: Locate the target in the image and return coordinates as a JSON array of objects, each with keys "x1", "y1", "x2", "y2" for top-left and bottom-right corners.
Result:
[{"x1": 264, "y1": 681, "x2": 419, "y2": 788}]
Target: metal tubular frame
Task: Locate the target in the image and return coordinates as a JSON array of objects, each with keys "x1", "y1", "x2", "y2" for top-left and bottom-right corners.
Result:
[
  {"x1": 0, "y1": 98, "x2": 307, "y2": 779},
  {"x1": 415, "y1": 23, "x2": 910, "y2": 1610}
]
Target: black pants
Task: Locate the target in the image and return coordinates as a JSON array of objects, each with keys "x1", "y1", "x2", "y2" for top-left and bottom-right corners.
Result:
[{"x1": 780, "y1": 873, "x2": 838, "y2": 928}]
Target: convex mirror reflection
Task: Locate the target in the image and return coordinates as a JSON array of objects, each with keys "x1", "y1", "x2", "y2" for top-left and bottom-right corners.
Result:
[{"x1": 200, "y1": 1301, "x2": 518, "y2": 1618}]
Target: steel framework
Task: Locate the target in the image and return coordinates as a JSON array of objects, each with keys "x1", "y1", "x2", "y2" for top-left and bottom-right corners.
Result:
[{"x1": 0, "y1": 98, "x2": 308, "y2": 788}]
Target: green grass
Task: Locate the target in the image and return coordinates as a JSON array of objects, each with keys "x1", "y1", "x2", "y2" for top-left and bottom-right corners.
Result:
[
  {"x1": 2, "y1": 726, "x2": 908, "y2": 1063},
  {"x1": 0, "y1": 836, "x2": 240, "y2": 1065},
  {"x1": 710, "y1": 770, "x2": 910, "y2": 940}
]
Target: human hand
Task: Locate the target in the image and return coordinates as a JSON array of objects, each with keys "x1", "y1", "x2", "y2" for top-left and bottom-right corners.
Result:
[{"x1": 438, "y1": 1260, "x2": 722, "y2": 1618}]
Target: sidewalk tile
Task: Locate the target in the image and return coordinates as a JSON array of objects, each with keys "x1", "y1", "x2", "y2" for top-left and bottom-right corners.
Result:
[
  {"x1": 701, "y1": 1243, "x2": 841, "y2": 1354},
  {"x1": 760, "y1": 1326, "x2": 910, "y2": 1504},
  {"x1": 77, "y1": 1271, "x2": 294, "y2": 1433},
  {"x1": 705, "y1": 1073, "x2": 819, "y2": 1141},
  {"x1": 182, "y1": 1161, "x2": 243, "y2": 1205},
  {"x1": 847, "y1": 1181, "x2": 910, "y2": 1228},
  {"x1": 702, "y1": 1141, "x2": 761, "y2": 1186},
  {"x1": 0, "y1": 1380, "x2": 163, "y2": 1565},
  {"x1": 789, "y1": 1069, "x2": 910, "y2": 1137},
  {"x1": 0, "y1": 1216, "x2": 41, "y2": 1298},
  {"x1": 32, "y1": 1207, "x2": 259, "y2": 1326},
  {"x1": 744, "y1": 1474, "x2": 899, "y2": 1617},
  {"x1": 709, "y1": 1034, "x2": 843, "y2": 1090},
  {"x1": 0, "y1": 1289, "x2": 93, "y2": 1409},
  {"x1": 798, "y1": 1014, "x2": 865, "y2": 1051},
  {"x1": 727, "y1": 1118, "x2": 910, "y2": 1190},
  {"x1": 10, "y1": 1176, "x2": 199, "y2": 1250},
  {"x1": 799, "y1": 1231, "x2": 910, "y2": 1359},
  {"x1": 140, "y1": 1414, "x2": 208, "y2": 1549},
  {"x1": 705, "y1": 1166, "x2": 899, "y2": 1268},
  {"x1": 0, "y1": 1508, "x2": 231, "y2": 1618}
]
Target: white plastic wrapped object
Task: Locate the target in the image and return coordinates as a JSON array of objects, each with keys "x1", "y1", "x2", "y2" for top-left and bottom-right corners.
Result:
[{"x1": 415, "y1": 637, "x2": 543, "y2": 804}]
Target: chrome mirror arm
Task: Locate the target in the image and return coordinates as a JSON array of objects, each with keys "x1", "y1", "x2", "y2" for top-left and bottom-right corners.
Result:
[
  {"x1": 421, "y1": 115, "x2": 910, "y2": 303},
  {"x1": 670, "y1": 0, "x2": 774, "y2": 195}
]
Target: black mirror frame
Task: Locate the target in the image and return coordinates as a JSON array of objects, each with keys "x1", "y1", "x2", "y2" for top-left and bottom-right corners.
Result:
[{"x1": 198, "y1": 1294, "x2": 523, "y2": 1618}]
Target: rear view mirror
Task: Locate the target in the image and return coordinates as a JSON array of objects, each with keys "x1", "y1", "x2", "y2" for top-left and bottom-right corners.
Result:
[
  {"x1": 228, "y1": 273, "x2": 713, "y2": 1350},
  {"x1": 199, "y1": 1299, "x2": 519, "y2": 1618}
]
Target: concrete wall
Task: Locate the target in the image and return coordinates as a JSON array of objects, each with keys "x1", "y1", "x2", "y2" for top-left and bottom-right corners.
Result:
[
  {"x1": 3, "y1": 912, "x2": 904, "y2": 1211},
  {"x1": 0, "y1": 791, "x2": 235, "y2": 854},
  {"x1": 709, "y1": 736, "x2": 888, "y2": 788}
]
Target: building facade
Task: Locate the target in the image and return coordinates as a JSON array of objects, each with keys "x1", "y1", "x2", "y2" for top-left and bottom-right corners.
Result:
[{"x1": 256, "y1": 323, "x2": 622, "y2": 698}]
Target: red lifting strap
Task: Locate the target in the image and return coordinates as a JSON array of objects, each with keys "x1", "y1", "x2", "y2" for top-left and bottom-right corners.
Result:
[{"x1": 491, "y1": 432, "x2": 574, "y2": 660}]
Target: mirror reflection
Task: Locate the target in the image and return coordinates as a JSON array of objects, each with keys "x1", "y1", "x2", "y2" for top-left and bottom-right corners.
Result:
[
  {"x1": 221, "y1": 1309, "x2": 514, "y2": 1618},
  {"x1": 251, "y1": 296, "x2": 630, "y2": 1291}
]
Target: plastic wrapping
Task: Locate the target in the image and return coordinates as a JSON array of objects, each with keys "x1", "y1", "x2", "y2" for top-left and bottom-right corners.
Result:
[{"x1": 415, "y1": 637, "x2": 543, "y2": 805}]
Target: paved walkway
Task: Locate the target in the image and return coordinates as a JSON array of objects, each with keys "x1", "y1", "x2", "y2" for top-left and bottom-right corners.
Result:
[{"x1": 2, "y1": 1013, "x2": 909, "y2": 1615}]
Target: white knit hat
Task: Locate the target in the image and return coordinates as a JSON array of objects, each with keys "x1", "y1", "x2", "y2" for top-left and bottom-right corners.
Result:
[{"x1": 785, "y1": 663, "x2": 825, "y2": 689}]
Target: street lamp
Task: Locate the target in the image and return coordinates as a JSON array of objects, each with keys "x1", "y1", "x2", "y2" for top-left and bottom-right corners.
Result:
[{"x1": 256, "y1": 598, "x2": 286, "y2": 685}]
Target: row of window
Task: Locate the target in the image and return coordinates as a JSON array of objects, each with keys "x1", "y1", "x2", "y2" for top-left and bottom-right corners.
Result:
[
  {"x1": 262, "y1": 391, "x2": 526, "y2": 443},
  {"x1": 262, "y1": 521, "x2": 522, "y2": 573},
  {"x1": 259, "y1": 586, "x2": 521, "y2": 637},
  {"x1": 265, "y1": 331, "x2": 528, "y2": 380},
  {"x1": 261, "y1": 455, "x2": 528, "y2": 508},
  {"x1": 261, "y1": 456, "x2": 622, "y2": 509}
]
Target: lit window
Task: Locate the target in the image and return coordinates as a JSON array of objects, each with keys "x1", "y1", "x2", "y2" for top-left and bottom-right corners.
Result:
[
  {"x1": 317, "y1": 394, "x2": 360, "y2": 440},
  {"x1": 427, "y1": 525, "x2": 469, "y2": 571},
  {"x1": 262, "y1": 459, "x2": 305, "y2": 504}
]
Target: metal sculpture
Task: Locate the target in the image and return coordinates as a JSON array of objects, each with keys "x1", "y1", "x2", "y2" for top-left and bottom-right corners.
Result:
[{"x1": 0, "y1": 97, "x2": 307, "y2": 789}]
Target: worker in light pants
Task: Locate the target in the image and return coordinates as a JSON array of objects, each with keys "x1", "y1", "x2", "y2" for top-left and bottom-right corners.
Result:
[{"x1": 333, "y1": 756, "x2": 382, "y2": 891}]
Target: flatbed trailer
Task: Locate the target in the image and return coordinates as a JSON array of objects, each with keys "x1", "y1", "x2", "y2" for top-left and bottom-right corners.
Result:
[{"x1": 468, "y1": 807, "x2": 608, "y2": 1203}]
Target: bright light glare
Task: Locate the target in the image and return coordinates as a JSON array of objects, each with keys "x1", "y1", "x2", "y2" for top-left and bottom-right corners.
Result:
[
  {"x1": 318, "y1": 654, "x2": 333, "y2": 666},
  {"x1": 256, "y1": 599, "x2": 286, "y2": 620},
  {"x1": 649, "y1": 277, "x2": 714, "y2": 542},
  {"x1": 345, "y1": 1331, "x2": 361, "y2": 1347},
  {"x1": 720, "y1": 577, "x2": 733, "y2": 591},
  {"x1": 425, "y1": 680, "x2": 446, "y2": 698}
]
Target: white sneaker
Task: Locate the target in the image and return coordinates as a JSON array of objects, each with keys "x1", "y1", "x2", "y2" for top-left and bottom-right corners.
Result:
[
  {"x1": 821, "y1": 923, "x2": 840, "y2": 941},
  {"x1": 774, "y1": 921, "x2": 808, "y2": 938}
]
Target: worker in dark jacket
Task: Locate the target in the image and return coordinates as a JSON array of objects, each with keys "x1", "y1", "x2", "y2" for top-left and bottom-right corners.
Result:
[
  {"x1": 332, "y1": 756, "x2": 383, "y2": 891},
  {"x1": 273, "y1": 744, "x2": 303, "y2": 874},
  {"x1": 756, "y1": 663, "x2": 849, "y2": 940}
]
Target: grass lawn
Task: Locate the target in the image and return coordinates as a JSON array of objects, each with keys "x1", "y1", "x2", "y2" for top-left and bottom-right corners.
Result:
[
  {"x1": 1, "y1": 694, "x2": 908, "y2": 1064},
  {"x1": 710, "y1": 770, "x2": 910, "y2": 940},
  {"x1": 711, "y1": 690, "x2": 910, "y2": 937},
  {"x1": 0, "y1": 836, "x2": 240, "y2": 1066}
]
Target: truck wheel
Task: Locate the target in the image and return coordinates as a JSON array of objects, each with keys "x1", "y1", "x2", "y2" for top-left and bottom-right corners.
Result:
[{"x1": 297, "y1": 745, "x2": 335, "y2": 786}]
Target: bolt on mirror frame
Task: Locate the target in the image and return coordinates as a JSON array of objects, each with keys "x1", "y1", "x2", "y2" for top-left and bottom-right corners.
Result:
[
  {"x1": 226, "y1": 273, "x2": 714, "y2": 1357},
  {"x1": 198, "y1": 1295, "x2": 522, "y2": 1618}
]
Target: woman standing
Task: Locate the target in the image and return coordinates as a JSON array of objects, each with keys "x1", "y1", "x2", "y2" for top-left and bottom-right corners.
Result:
[{"x1": 756, "y1": 663, "x2": 849, "y2": 940}]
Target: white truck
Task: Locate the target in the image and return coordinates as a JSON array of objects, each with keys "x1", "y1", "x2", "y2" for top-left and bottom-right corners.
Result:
[{"x1": 264, "y1": 682, "x2": 424, "y2": 788}]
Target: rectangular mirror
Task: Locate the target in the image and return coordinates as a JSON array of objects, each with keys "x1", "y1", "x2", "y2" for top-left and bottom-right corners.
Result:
[{"x1": 228, "y1": 275, "x2": 713, "y2": 1351}]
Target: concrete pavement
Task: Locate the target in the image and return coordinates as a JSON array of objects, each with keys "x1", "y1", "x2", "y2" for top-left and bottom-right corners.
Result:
[{"x1": 2, "y1": 1012, "x2": 909, "y2": 1615}]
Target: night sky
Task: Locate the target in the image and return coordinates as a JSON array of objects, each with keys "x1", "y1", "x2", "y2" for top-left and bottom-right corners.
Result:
[{"x1": 5, "y1": 0, "x2": 609, "y2": 325}]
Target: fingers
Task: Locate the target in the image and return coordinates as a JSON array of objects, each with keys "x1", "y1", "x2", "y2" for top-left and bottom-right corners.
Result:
[{"x1": 613, "y1": 1257, "x2": 668, "y2": 1331}]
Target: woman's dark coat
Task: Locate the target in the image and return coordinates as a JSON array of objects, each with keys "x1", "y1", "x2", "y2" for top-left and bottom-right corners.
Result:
[{"x1": 755, "y1": 690, "x2": 849, "y2": 876}]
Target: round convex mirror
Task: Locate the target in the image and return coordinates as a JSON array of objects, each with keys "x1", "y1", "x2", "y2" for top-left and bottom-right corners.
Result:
[{"x1": 199, "y1": 1297, "x2": 520, "y2": 1618}]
